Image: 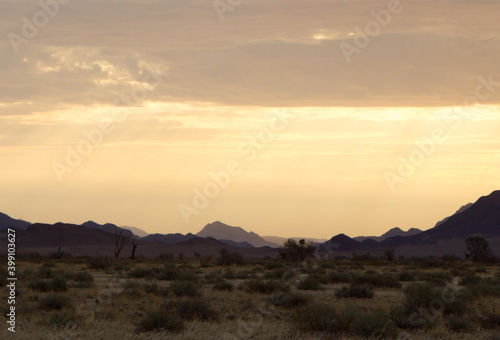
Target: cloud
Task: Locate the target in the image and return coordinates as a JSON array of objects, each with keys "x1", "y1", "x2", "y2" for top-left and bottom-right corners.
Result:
[{"x1": 0, "y1": 0, "x2": 499, "y2": 112}]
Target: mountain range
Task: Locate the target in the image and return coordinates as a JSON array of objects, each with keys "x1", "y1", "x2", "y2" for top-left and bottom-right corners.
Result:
[
  {"x1": 353, "y1": 227, "x2": 422, "y2": 242},
  {"x1": 1, "y1": 190, "x2": 500, "y2": 258}
]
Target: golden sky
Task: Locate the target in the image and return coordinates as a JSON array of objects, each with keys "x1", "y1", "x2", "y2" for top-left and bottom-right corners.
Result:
[{"x1": 1, "y1": 0, "x2": 499, "y2": 238}]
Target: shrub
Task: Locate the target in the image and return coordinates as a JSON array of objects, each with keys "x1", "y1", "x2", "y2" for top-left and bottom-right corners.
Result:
[
  {"x1": 199, "y1": 256, "x2": 213, "y2": 267},
  {"x1": 398, "y1": 271, "x2": 417, "y2": 281},
  {"x1": 403, "y1": 283, "x2": 441, "y2": 310},
  {"x1": 329, "y1": 272, "x2": 352, "y2": 284},
  {"x1": 419, "y1": 271, "x2": 453, "y2": 286},
  {"x1": 242, "y1": 280, "x2": 289, "y2": 294},
  {"x1": 213, "y1": 279, "x2": 234, "y2": 291},
  {"x1": 401, "y1": 283, "x2": 471, "y2": 321},
  {"x1": 223, "y1": 268, "x2": 236, "y2": 279},
  {"x1": 467, "y1": 279, "x2": 500, "y2": 297},
  {"x1": 218, "y1": 251, "x2": 244, "y2": 266},
  {"x1": 135, "y1": 310, "x2": 185, "y2": 333},
  {"x1": 87, "y1": 256, "x2": 113, "y2": 270},
  {"x1": 39, "y1": 294, "x2": 72, "y2": 311},
  {"x1": 122, "y1": 280, "x2": 141, "y2": 294},
  {"x1": 270, "y1": 292, "x2": 310, "y2": 309},
  {"x1": 70, "y1": 271, "x2": 94, "y2": 288},
  {"x1": 38, "y1": 267, "x2": 54, "y2": 279},
  {"x1": 446, "y1": 316, "x2": 475, "y2": 333},
  {"x1": 264, "y1": 268, "x2": 287, "y2": 280},
  {"x1": 143, "y1": 282, "x2": 169, "y2": 296},
  {"x1": 296, "y1": 277, "x2": 323, "y2": 291},
  {"x1": 176, "y1": 300, "x2": 219, "y2": 321},
  {"x1": 204, "y1": 270, "x2": 223, "y2": 284},
  {"x1": 176, "y1": 271, "x2": 199, "y2": 282},
  {"x1": 335, "y1": 284, "x2": 374, "y2": 299},
  {"x1": 309, "y1": 273, "x2": 330, "y2": 284},
  {"x1": 170, "y1": 281, "x2": 200, "y2": 297},
  {"x1": 48, "y1": 311, "x2": 78, "y2": 328},
  {"x1": 236, "y1": 271, "x2": 251, "y2": 280},
  {"x1": 351, "y1": 273, "x2": 401, "y2": 288},
  {"x1": 158, "y1": 265, "x2": 180, "y2": 281},
  {"x1": 292, "y1": 302, "x2": 337, "y2": 333},
  {"x1": 128, "y1": 267, "x2": 156, "y2": 279},
  {"x1": 319, "y1": 261, "x2": 336, "y2": 270},
  {"x1": 29, "y1": 279, "x2": 51, "y2": 292},
  {"x1": 251, "y1": 265, "x2": 264, "y2": 273},
  {"x1": 389, "y1": 305, "x2": 428, "y2": 330},
  {"x1": 51, "y1": 276, "x2": 68, "y2": 292},
  {"x1": 352, "y1": 310, "x2": 397, "y2": 338},
  {"x1": 477, "y1": 305, "x2": 500, "y2": 329},
  {"x1": 459, "y1": 272, "x2": 482, "y2": 286}
]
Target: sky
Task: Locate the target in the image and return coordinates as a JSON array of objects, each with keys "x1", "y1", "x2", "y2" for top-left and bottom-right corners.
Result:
[{"x1": 1, "y1": 0, "x2": 500, "y2": 238}]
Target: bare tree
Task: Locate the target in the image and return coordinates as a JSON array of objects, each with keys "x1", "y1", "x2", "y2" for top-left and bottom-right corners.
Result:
[
  {"x1": 51, "y1": 246, "x2": 64, "y2": 259},
  {"x1": 108, "y1": 228, "x2": 132, "y2": 258},
  {"x1": 131, "y1": 241, "x2": 138, "y2": 260},
  {"x1": 384, "y1": 248, "x2": 395, "y2": 262},
  {"x1": 465, "y1": 236, "x2": 490, "y2": 262}
]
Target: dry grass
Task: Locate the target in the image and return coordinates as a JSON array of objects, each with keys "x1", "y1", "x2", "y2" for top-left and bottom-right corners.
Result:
[{"x1": 1, "y1": 257, "x2": 499, "y2": 339}]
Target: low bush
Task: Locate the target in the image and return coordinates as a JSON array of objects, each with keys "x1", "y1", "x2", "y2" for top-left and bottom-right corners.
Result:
[
  {"x1": 296, "y1": 277, "x2": 323, "y2": 291},
  {"x1": 47, "y1": 311, "x2": 78, "y2": 328},
  {"x1": 176, "y1": 300, "x2": 219, "y2": 322},
  {"x1": 467, "y1": 279, "x2": 500, "y2": 297},
  {"x1": 352, "y1": 310, "x2": 398, "y2": 338},
  {"x1": 143, "y1": 282, "x2": 169, "y2": 296},
  {"x1": 292, "y1": 302, "x2": 337, "y2": 333},
  {"x1": 68, "y1": 271, "x2": 94, "y2": 288},
  {"x1": 328, "y1": 272, "x2": 352, "y2": 284},
  {"x1": 264, "y1": 261, "x2": 284, "y2": 270},
  {"x1": 418, "y1": 271, "x2": 453, "y2": 286},
  {"x1": 477, "y1": 305, "x2": 500, "y2": 329},
  {"x1": 39, "y1": 294, "x2": 72, "y2": 311},
  {"x1": 270, "y1": 292, "x2": 310, "y2": 309},
  {"x1": 213, "y1": 279, "x2": 234, "y2": 291},
  {"x1": 51, "y1": 276, "x2": 68, "y2": 292},
  {"x1": 135, "y1": 310, "x2": 185, "y2": 333},
  {"x1": 398, "y1": 271, "x2": 418, "y2": 281},
  {"x1": 218, "y1": 252, "x2": 244, "y2": 266},
  {"x1": 199, "y1": 256, "x2": 213, "y2": 267},
  {"x1": 242, "y1": 279, "x2": 290, "y2": 294},
  {"x1": 38, "y1": 267, "x2": 54, "y2": 279},
  {"x1": 263, "y1": 268, "x2": 288, "y2": 280},
  {"x1": 87, "y1": 257, "x2": 113, "y2": 270},
  {"x1": 170, "y1": 281, "x2": 200, "y2": 297},
  {"x1": 351, "y1": 273, "x2": 401, "y2": 288},
  {"x1": 128, "y1": 267, "x2": 157, "y2": 279},
  {"x1": 204, "y1": 270, "x2": 223, "y2": 284},
  {"x1": 157, "y1": 265, "x2": 181, "y2": 281},
  {"x1": 335, "y1": 284, "x2": 374, "y2": 299},
  {"x1": 446, "y1": 316, "x2": 475, "y2": 333},
  {"x1": 459, "y1": 272, "x2": 482, "y2": 286},
  {"x1": 29, "y1": 279, "x2": 51, "y2": 292}
]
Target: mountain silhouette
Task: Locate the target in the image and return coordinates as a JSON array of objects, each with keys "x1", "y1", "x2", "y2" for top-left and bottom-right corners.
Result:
[
  {"x1": 0, "y1": 212, "x2": 31, "y2": 231},
  {"x1": 354, "y1": 227, "x2": 422, "y2": 242},
  {"x1": 432, "y1": 203, "x2": 473, "y2": 228},
  {"x1": 143, "y1": 233, "x2": 196, "y2": 244},
  {"x1": 82, "y1": 221, "x2": 134, "y2": 238},
  {"x1": 196, "y1": 221, "x2": 278, "y2": 247}
]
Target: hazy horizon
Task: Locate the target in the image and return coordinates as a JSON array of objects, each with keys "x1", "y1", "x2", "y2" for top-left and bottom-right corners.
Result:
[{"x1": 2, "y1": 0, "x2": 500, "y2": 239}]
